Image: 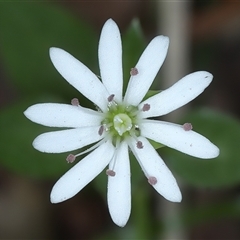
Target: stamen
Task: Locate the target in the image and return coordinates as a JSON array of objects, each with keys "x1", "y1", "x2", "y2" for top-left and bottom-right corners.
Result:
[
  {"x1": 183, "y1": 123, "x2": 192, "y2": 131},
  {"x1": 130, "y1": 67, "x2": 138, "y2": 76},
  {"x1": 107, "y1": 100, "x2": 117, "y2": 111},
  {"x1": 137, "y1": 141, "x2": 143, "y2": 149},
  {"x1": 106, "y1": 169, "x2": 116, "y2": 177},
  {"x1": 129, "y1": 131, "x2": 140, "y2": 142},
  {"x1": 75, "y1": 139, "x2": 107, "y2": 158},
  {"x1": 134, "y1": 125, "x2": 141, "y2": 137},
  {"x1": 98, "y1": 125, "x2": 104, "y2": 136},
  {"x1": 107, "y1": 94, "x2": 115, "y2": 102},
  {"x1": 104, "y1": 123, "x2": 113, "y2": 132},
  {"x1": 66, "y1": 154, "x2": 76, "y2": 163},
  {"x1": 71, "y1": 98, "x2": 79, "y2": 106},
  {"x1": 148, "y1": 176, "x2": 157, "y2": 185},
  {"x1": 142, "y1": 103, "x2": 150, "y2": 112}
]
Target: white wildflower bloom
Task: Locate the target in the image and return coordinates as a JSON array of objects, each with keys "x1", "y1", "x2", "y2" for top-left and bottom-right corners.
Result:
[{"x1": 24, "y1": 19, "x2": 219, "y2": 227}]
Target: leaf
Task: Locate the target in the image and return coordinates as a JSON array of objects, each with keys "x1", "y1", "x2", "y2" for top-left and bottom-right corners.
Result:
[
  {"x1": 165, "y1": 108, "x2": 240, "y2": 188},
  {"x1": 122, "y1": 19, "x2": 146, "y2": 92},
  {"x1": 142, "y1": 90, "x2": 161, "y2": 101},
  {"x1": 0, "y1": 98, "x2": 72, "y2": 179},
  {"x1": 164, "y1": 198, "x2": 240, "y2": 232},
  {"x1": 0, "y1": 2, "x2": 98, "y2": 98},
  {"x1": 149, "y1": 139, "x2": 165, "y2": 150}
]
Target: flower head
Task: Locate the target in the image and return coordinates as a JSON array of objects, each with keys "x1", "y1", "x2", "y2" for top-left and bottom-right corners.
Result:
[{"x1": 24, "y1": 19, "x2": 219, "y2": 227}]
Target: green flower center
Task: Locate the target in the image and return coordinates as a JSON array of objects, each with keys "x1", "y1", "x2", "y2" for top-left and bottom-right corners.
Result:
[
  {"x1": 101, "y1": 101, "x2": 140, "y2": 144},
  {"x1": 113, "y1": 113, "x2": 132, "y2": 136}
]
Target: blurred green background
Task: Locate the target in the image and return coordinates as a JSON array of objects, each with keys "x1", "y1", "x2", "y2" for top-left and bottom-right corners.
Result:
[{"x1": 1, "y1": 1, "x2": 240, "y2": 239}]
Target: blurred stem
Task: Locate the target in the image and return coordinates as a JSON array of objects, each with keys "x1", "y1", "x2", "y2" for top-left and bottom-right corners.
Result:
[
  {"x1": 157, "y1": 1, "x2": 191, "y2": 239},
  {"x1": 132, "y1": 185, "x2": 153, "y2": 239}
]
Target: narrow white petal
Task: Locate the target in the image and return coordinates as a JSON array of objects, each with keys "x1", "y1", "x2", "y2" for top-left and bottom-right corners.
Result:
[
  {"x1": 129, "y1": 137, "x2": 181, "y2": 202},
  {"x1": 50, "y1": 141, "x2": 115, "y2": 203},
  {"x1": 124, "y1": 36, "x2": 169, "y2": 106},
  {"x1": 99, "y1": 19, "x2": 123, "y2": 102},
  {"x1": 140, "y1": 71, "x2": 213, "y2": 118},
  {"x1": 107, "y1": 141, "x2": 131, "y2": 227},
  {"x1": 49, "y1": 47, "x2": 109, "y2": 111},
  {"x1": 140, "y1": 120, "x2": 220, "y2": 159},
  {"x1": 24, "y1": 103, "x2": 102, "y2": 128},
  {"x1": 33, "y1": 127, "x2": 102, "y2": 153}
]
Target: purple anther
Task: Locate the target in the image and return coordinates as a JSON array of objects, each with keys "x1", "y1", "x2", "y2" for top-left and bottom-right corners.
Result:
[
  {"x1": 107, "y1": 94, "x2": 115, "y2": 102},
  {"x1": 71, "y1": 98, "x2": 79, "y2": 106},
  {"x1": 130, "y1": 67, "x2": 138, "y2": 76},
  {"x1": 137, "y1": 141, "x2": 143, "y2": 149},
  {"x1": 98, "y1": 125, "x2": 104, "y2": 136},
  {"x1": 142, "y1": 103, "x2": 150, "y2": 112},
  {"x1": 183, "y1": 123, "x2": 192, "y2": 131},
  {"x1": 106, "y1": 169, "x2": 116, "y2": 177},
  {"x1": 66, "y1": 154, "x2": 76, "y2": 163},
  {"x1": 148, "y1": 176, "x2": 157, "y2": 185}
]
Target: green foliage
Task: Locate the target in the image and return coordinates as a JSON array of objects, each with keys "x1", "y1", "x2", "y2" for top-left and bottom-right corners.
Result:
[
  {"x1": 0, "y1": 2, "x2": 239, "y2": 239},
  {"x1": 165, "y1": 108, "x2": 240, "y2": 188},
  {"x1": 1, "y1": 2, "x2": 238, "y2": 190},
  {"x1": 122, "y1": 19, "x2": 146, "y2": 92},
  {"x1": 142, "y1": 89, "x2": 161, "y2": 101},
  {"x1": 0, "y1": 2, "x2": 98, "y2": 98},
  {"x1": 0, "y1": 98, "x2": 69, "y2": 178},
  {"x1": 0, "y1": 4, "x2": 149, "y2": 180},
  {"x1": 0, "y1": 2, "x2": 98, "y2": 178}
]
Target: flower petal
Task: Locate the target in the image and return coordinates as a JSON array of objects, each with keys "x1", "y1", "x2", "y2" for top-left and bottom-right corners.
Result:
[
  {"x1": 128, "y1": 137, "x2": 182, "y2": 202},
  {"x1": 49, "y1": 47, "x2": 109, "y2": 111},
  {"x1": 33, "y1": 127, "x2": 102, "y2": 153},
  {"x1": 24, "y1": 103, "x2": 102, "y2": 128},
  {"x1": 124, "y1": 36, "x2": 169, "y2": 106},
  {"x1": 98, "y1": 19, "x2": 123, "y2": 102},
  {"x1": 140, "y1": 120, "x2": 220, "y2": 158},
  {"x1": 50, "y1": 141, "x2": 115, "y2": 203},
  {"x1": 107, "y1": 141, "x2": 131, "y2": 227},
  {"x1": 139, "y1": 71, "x2": 213, "y2": 118}
]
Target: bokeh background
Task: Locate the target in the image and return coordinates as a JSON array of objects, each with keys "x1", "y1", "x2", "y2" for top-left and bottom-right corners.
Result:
[{"x1": 1, "y1": 1, "x2": 240, "y2": 239}]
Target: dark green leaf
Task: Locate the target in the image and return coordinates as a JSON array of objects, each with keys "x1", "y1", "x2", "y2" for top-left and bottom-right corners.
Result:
[
  {"x1": 122, "y1": 19, "x2": 146, "y2": 92},
  {"x1": 165, "y1": 108, "x2": 240, "y2": 188},
  {"x1": 142, "y1": 90, "x2": 161, "y2": 101},
  {"x1": 0, "y1": 2, "x2": 98, "y2": 98},
  {"x1": 0, "y1": 98, "x2": 72, "y2": 179}
]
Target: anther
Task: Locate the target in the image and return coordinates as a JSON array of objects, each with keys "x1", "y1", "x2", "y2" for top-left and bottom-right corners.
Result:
[
  {"x1": 66, "y1": 154, "x2": 76, "y2": 163},
  {"x1": 148, "y1": 176, "x2": 157, "y2": 185},
  {"x1": 183, "y1": 123, "x2": 192, "y2": 131},
  {"x1": 98, "y1": 125, "x2": 104, "y2": 136},
  {"x1": 130, "y1": 67, "x2": 138, "y2": 76},
  {"x1": 71, "y1": 98, "x2": 79, "y2": 106},
  {"x1": 107, "y1": 94, "x2": 115, "y2": 102},
  {"x1": 142, "y1": 103, "x2": 150, "y2": 112},
  {"x1": 137, "y1": 141, "x2": 143, "y2": 149},
  {"x1": 106, "y1": 169, "x2": 116, "y2": 177}
]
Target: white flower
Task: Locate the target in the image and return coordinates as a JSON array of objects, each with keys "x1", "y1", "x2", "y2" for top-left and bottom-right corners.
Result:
[{"x1": 24, "y1": 19, "x2": 219, "y2": 227}]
